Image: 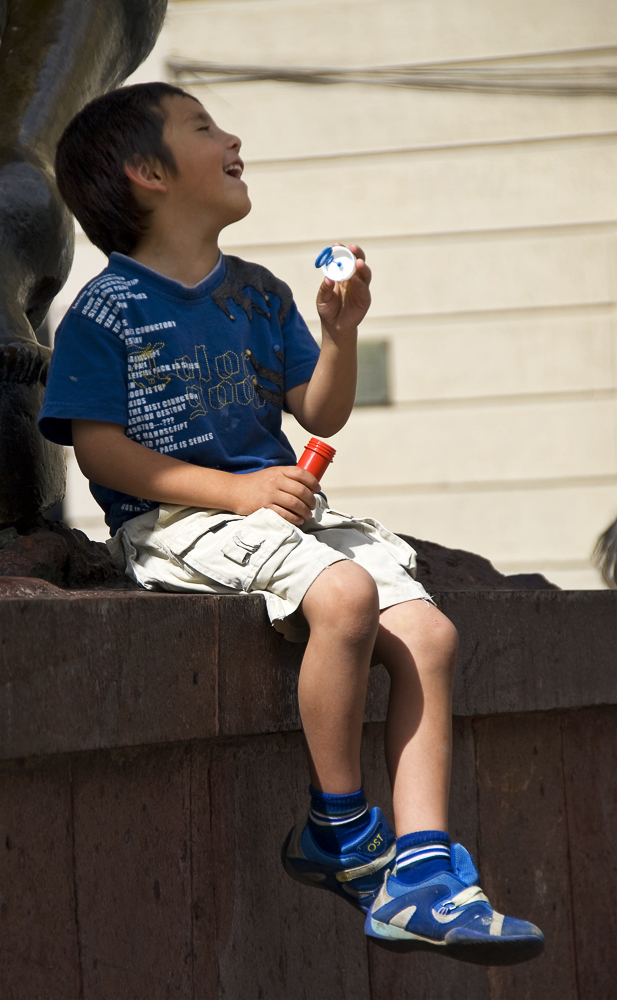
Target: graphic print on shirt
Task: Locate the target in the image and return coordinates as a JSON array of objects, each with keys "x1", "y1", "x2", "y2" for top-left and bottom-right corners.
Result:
[
  {"x1": 65, "y1": 261, "x2": 300, "y2": 462},
  {"x1": 169, "y1": 344, "x2": 267, "y2": 416},
  {"x1": 73, "y1": 272, "x2": 147, "y2": 333},
  {"x1": 125, "y1": 341, "x2": 272, "y2": 452}
]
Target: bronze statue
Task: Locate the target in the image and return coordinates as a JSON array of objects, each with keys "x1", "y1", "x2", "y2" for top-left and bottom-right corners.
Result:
[{"x1": 0, "y1": 0, "x2": 167, "y2": 526}]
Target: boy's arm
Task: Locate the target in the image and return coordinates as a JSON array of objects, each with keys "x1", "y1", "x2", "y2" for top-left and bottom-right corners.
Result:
[
  {"x1": 285, "y1": 243, "x2": 371, "y2": 437},
  {"x1": 72, "y1": 421, "x2": 319, "y2": 525}
]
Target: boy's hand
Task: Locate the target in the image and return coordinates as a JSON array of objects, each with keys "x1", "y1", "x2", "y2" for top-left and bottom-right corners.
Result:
[
  {"x1": 231, "y1": 466, "x2": 320, "y2": 525},
  {"x1": 316, "y1": 243, "x2": 372, "y2": 338}
]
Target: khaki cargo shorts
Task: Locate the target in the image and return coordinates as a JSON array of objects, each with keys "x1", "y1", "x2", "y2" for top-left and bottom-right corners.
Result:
[{"x1": 107, "y1": 495, "x2": 433, "y2": 642}]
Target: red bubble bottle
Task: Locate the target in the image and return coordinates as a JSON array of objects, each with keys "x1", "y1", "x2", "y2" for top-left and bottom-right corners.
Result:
[{"x1": 297, "y1": 437, "x2": 336, "y2": 480}]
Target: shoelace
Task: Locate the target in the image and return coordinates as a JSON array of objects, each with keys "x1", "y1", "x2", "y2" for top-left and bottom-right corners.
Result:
[{"x1": 436, "y1": 884, "x2": 489, "y2": 915}]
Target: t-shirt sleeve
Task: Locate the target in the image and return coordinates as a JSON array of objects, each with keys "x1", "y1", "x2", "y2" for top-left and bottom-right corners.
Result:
[
  {"x1": 38, "y1": 311, "x2": 129, "y2": 446},
  {"x1": 281, "y1": 300, "x2": 320, "y2": 391}
]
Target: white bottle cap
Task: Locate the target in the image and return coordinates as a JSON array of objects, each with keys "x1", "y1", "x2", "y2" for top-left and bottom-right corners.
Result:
[{"x1": 315, "y1": 245, "x2": 356, "y2": 282}]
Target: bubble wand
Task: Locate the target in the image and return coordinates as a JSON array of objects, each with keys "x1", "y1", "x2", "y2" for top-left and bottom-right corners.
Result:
[{"x1": 315, "y1": 245, "x2": 356, "y2": 282}]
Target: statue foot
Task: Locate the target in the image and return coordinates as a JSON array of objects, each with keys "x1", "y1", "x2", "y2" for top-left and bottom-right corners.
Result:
[
  {"x1": 0, "y1": 380, "x2": 66, "y2": 526},
  {"x1": 0, "y1": 321, "x2": 64, "y2": 526},
  {"x1": 0, "y1": 340, "x2": 51, "y2": 385},
  {"x1": 0, "y1": 305, "x2": 65, "y2": 525}
]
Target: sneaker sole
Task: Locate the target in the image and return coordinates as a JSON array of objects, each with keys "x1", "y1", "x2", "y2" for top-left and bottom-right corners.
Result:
[{"x1": 367, "y1": 923, "x2": 545, "y2": 966}]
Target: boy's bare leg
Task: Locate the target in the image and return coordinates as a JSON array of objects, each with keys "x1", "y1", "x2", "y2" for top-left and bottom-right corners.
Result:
[
  {"x1": 293, "y1": 586, "x2": 544, "y2": 963},
  {"x1": 373, "y1": 600, "x2": 459, "y2": 836},
  {"x1": 298, "y1": 560, "x2": 380, "y2": 793},
  {"x1": 283, "y1": 561, "x2": 397, "y2": 914},
  {"x1": 364, "y1": 602, "x2": 545, "y2": 963}
]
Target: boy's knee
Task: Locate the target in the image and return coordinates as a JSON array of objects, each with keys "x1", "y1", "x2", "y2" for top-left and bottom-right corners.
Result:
[
  {"x1": 318, "y1": 561, "x2": 379, "y2": 620},
  {"x1": 435, "y1": 613, "x2": 459, "y2": 658},
  {"x1": 383, "y1": 602, "x2": 458, "y2": 675},
  {"x1": 303, "y1": 560, "x2": 379, "y2": 641},
  {"x1": 421, "y1": 609, "x2": 458, "y2": 669}
]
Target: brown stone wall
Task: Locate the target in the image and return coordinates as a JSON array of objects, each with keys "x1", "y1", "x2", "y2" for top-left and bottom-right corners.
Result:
[
  {"x1": 0, "y1": 591, "x2": 615, "y2": 998},
  {"x1": 1, "y1": 590, "x2": 615, "y2": 761},
  {"x1": 0, "y1": 707, "x2": 615, "y2": 1000}
]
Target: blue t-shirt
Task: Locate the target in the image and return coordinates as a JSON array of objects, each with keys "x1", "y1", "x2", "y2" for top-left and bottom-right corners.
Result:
[{"x1": 39, "y1": 252, "x2": 320, "y2": 535}]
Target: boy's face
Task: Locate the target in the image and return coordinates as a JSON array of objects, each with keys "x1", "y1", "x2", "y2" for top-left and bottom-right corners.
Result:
[{"x1": 158, "y1": 95, "x2": 251, "y2": 230}]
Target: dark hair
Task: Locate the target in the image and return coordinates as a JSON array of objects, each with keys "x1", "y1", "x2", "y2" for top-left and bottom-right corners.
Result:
[{"x1": 55, "y1": 82, "x2": 197, "y2": 256}]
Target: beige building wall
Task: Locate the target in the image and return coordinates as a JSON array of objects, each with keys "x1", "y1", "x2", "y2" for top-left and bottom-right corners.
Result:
[{"x1": 55, "y1": 0, "x2": 617, "y2": 588}]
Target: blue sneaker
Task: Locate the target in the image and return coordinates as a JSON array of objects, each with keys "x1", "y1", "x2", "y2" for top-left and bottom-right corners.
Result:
[
  {"x1": 365, "y1": 843, "x2": 545, "y2": 965},
  {"x1": 281, "y1": 807, "x2": 396, "y2": 914}
]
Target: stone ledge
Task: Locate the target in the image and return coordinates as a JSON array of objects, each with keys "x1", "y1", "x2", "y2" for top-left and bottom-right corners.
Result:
[{"x1": 1, "y1": 589, "x2": 615, "y2": 761}]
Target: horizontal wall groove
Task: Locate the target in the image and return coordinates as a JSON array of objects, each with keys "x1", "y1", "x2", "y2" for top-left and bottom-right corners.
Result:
[
  {"x1": 242, "y1": 129, "x2": 617, "y2": 170},
  {"x1": 223, "y1": 220, "x2": 617, "y2": 256},
  {"x1": 380, "y1": 387, "x2": 617, "y2": 411},
  {"x1": 344, "y1": 300, "x2": 617, "y2": 330},
  {"x1": 324, "y1": 473, "x2": 617, "y2": 498}
]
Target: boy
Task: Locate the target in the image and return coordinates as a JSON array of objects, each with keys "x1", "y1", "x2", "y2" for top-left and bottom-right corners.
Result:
[{"x1": 39, "y1": 83, "x2": 544, "y2": 965}]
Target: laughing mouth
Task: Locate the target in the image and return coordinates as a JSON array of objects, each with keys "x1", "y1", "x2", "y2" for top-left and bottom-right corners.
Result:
[{"x1": 224, "y1": 160, "x2": 244, "y2": 179}]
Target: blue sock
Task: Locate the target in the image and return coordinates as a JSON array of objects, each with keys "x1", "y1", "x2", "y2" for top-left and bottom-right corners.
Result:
[
  {"x1": 307, "y1": 786, "x2": 371, "y2": 855},
  {"x1": 394, "y1": 830, "x2": 452, "y2": 885}
]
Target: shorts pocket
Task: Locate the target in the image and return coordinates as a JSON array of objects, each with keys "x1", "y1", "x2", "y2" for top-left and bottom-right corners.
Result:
[
  {"x1": 153, "y1": 508, "x2": 243, "y2": 557},
  {"x1": 180, "y1": 507, "x2": 300, "y2": 591}
]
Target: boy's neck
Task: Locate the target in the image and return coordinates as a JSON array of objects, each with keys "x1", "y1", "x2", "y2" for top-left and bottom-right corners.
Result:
[{"x1": 129, "y1": 232, "x2": 222, "y2": 287}]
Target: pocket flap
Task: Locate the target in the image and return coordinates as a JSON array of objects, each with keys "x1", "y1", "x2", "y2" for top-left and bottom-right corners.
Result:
[
  {"x1": 223, "y1": 527, "x2": 265, "y2": 565},
  {"x1": 155, "y1": 508, "x2": 243, "y2": 555},
  {"x1": 181, "y1": 507, "x2": 300, "y2": 590}
]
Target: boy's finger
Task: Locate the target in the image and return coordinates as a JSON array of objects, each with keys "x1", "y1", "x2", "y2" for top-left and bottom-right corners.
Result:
[
  {"x1": 282, "y1": 480, "x2": 319, "y2": 507},
  {"x1": 317, "y1": 276, "x2": 335, "y2": 300},
  {"x1": 354, "y1": 260, "x2": 372, "y2": 285},
  {"x1": 348, "y1": 243, "x2": 366, "y2": 261},
  {"x1": 269, "y1": 503, "x2": 305, "y2": 526},
  {"x1": 277, "y1": 493, "x2": 314, "y2": 520},
  {"x1": 285, "y1": 465, "x2": 321, "y2": 492},
  {"x1": 281, "y1": 483, "x2": 316, "y2": 511}
]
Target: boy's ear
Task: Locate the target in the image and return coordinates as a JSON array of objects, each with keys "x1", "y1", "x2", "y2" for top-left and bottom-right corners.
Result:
[{"x1": 124, "y1": 156, "x2": 168, "y2": 194}]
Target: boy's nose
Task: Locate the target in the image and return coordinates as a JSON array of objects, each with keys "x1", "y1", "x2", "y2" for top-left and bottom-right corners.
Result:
[{"x1": 225, "y1": 131, "x2": 241, "y2": 151}]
